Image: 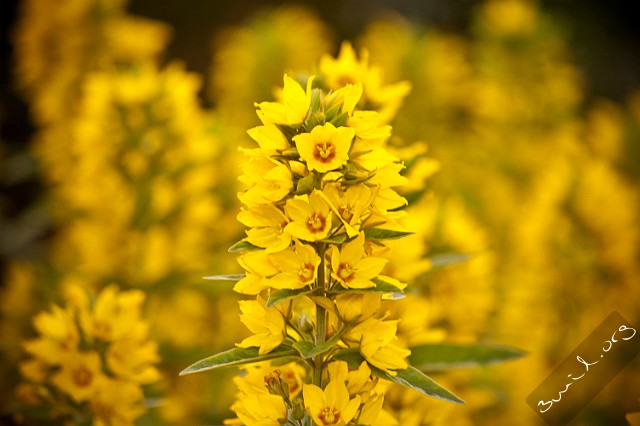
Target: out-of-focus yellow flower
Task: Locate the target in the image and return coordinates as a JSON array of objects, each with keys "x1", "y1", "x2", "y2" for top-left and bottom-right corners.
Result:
[
  {"x1": 319, "y1": 41, "x2": 411, "y2": 123},
  {"x1": 91, "y1": 379, "x2": 146, "y2": 426},
  {"x1": 17, "y1": 285, "x2": 160, "y2": 424},
  {"x1": 51, "y1": 350, "x2": 106, "y2": 403}
]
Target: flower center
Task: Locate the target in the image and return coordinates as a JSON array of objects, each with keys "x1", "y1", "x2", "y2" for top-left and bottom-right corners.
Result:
[
  {"x1": 72, "y1": 366, "x2": 93, "y2": 388},
  {"x1": 306, "y1": 213, "x2": 326, "y2": 233},
  {"x1": 313, "y1": 142, "x2": 336, "y2": 163},
  {"x1": 339, "y1": 203, "x2": 354, "y2": 222},
  {"x1": 297, "y1": 264, "x2": 315, "y2": 283},
  {"x1": 337, "y1": 263, "x2": 354, "y2": 282},
  {"x1": 318, "y1": 407, "x2": 341, "y2": 425}
]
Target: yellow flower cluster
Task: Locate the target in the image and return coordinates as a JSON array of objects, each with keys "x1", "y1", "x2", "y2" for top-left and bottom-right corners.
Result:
[
  {"x1": 17, "y1": 285, "x2": 159, "y2": 426},
  {"x1": 215, "y1": 43, "x2": 421, "y2": 424}
]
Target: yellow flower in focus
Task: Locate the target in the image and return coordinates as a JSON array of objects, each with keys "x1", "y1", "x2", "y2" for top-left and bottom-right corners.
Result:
[
  {"x1": 231, "y1": 393, "x2": 287, "y2": 426},
  {"x1": 321, "y1": 183, "x2": 373, "y2": 237},
  {"x1": 303, "y1": 379, "x2": 361, "y2": 426},
  {"x1": 239, "y1": 154, "x2": 293, "y2": 206},
  {"x1": 237, "y1": 299, "x2": 286, "y2": 354},
  {"x1": 247, "y1": 124, "x2": 290, "y2": 152},
  {"x1": 256, "y1": 74, "x2": 314, "y2": 125},
  {"x1": 51, "y1": 350, "x2": 105, "y2": 403},
  {"x1": 330, "y1": 233, "x2": 388, "y2": 289},
  {"x1": 238, "y1": 204, "x2": 291, "y2": 253},
  {"x1": 293, "y1": 123, "x2": 355, "y2": 173},
  {"x1": 327, "y1": 360, "x2": 376, "y2": 398},
  {"x1": 335, "y1": 294, "x2": 381, "y2": 323},
  {"x1": 268, "y1": 240, "x2": 321, "y2": 290},
  {"x1": 284, "y1": 192, "x2": 333, "y2": 242},
  {"x1": 345, "y1": 317, "x2": 410, "y2": 374},
  {"x1": 234, "y1": 251, "x2": 279, "y2": 294}
]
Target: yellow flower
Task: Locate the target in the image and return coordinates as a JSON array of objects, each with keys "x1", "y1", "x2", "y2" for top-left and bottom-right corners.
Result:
[
  {"x1": 303, "y1": 379, "x2": 361, "y2": 426},
  {"x1": 23, "y1": 305, "x2": 79, "y2": 365},
  {"x1": 284, "y1": 192, "x2": 333, "y2": 242},
  {"x1": 268, "y1": 240, "x2": 320, "y2": 289},
  {"x1": 246, "y1": 124, "x2": 290, "y2": 152},
  {"x1": 238, "y1": 154, "x2": 293, "y2": 206},
  {"x1": 91, "y1": 379, "x2": 146, "y2": 426},
  {"x1": 293, "y1": 122, "x2": 355, "y2": 173},
  {"x1": 327, "y1": 360, "x2": 376, "y2": 398},
  {"x1": 237, "y1": 299, "x2": 286, "y2": 354},
  {"x1": 330, "y1": 233, "x2": 387, "y2": 289},
  {"x1": 319, "y1": 41, "x2": 411, "y2": 123},
  {"x1": 321, "y1": 183, "x2": 373, "y2": 237},
  {"x1": 79, "y1": 285, "x2": 147, "y2": 342},
  {"x1": 237, "y1": 204, "x2": 291, "y2": 253},
  {"x1": 231, "y1": 393, "x2": 287, "y2": 426},
  {"x1": 335, "y1": 294, "x2": 381, "y2": 323},
  {"x1": 256, "y1": 74, "x2": 314, "y2": 125},
  {"x1": 345, "y1": 318, "x2": 410, "y2": 374},
  {"x1": 234, "y1": 251, "x2": 279, "y2": 295},
  {"x1": 51, "y1": 350, "x2": 106, "y2": 403},
  {"x1": 106, "y1": 339, "x2": 161, "y2": 385}
]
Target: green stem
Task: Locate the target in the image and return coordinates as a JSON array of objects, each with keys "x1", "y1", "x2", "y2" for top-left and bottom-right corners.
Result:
[{"x1": 313, "y1": 243, "x2": 327, "y2": 387}]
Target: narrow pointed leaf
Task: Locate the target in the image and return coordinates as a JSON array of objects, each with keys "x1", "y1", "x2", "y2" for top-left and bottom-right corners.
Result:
[
  {"x1": 408, "y1": 342, "x2": 526, "y2": 371},
  {"x1": 267, "y1": 287, "x2": 315, "y2": 307},
  {"x1": 203, "y1": 274, "x2": 246, "y2": 281},
  {"x1": 228, "y1": 240, "x2": 260, "y2": 253},
  {"x1": 332, "y1": 349, "x2": 463, "y2": 404},
  {"x1": 329, "y1": 278, "x2": 404, "y2": 297},
  {"x1": 376, "y1": 366, "x2": 464, "y2": 404},
  {"x1": 321, "y1": 234, "x2": 347, "y2": 244},
  {"x1": 179, "y1": 345, "x2": 297, "y2": 376},
  {"x1": 364, "y1": 228, "x2": 415, "y2": 241},
  {"x1": 333, "y1": 348, "x2": 365, "y2": 367}
]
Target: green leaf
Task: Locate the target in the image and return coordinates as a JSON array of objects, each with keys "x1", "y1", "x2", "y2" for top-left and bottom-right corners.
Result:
[
  {"x1": 321, "y1": 234, "x2": 347, "y2": 244},
  {"x1": 179, "y1": 345, "x2": 298, "y2": 376},
  {"x1": 408, "y1": 342, "x2": 526, "y2": 371},
  {"x1": 228, "y1": 240, "x2": 260, "y2": 253},
  {"x1": 364, "y1": 228, "x2": 415, "y2": 241},
  {"x1": 331, "y1": 111, "x2": 349, "y2": 127},
  {"x1": 292, "y1": 327, "x2": 346, "y2": 359},
  {"x1": 333, "y1": 348, "x2": 364, "y2": 367},
  {"x1": 428, "y1": 253, "x2": 473, "y2": 269},
  {"x1": 378, "y1": 366, "x2": 464, "y2": 404},
  {"x1": 329, "y1": 277, "x2": 404, "y2": 297},
  {"x1": 332, "y1": 349, "x2": 463, "y2": 404},
  {"x1": 202, "y1": 274, "x2": 245, "y2": 281},
  {"x1": 296, "y1": 175, "x2": 316, "y2": 195},
  {"x1": 267, "y1": 287, "x2": 315, "y2": 307}
]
